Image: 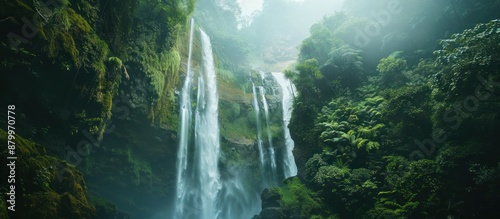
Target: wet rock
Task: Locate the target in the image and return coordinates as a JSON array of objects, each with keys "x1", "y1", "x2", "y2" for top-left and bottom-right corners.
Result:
[
  {"x1": 261, "y1": 207, "x2": 283, "y2": 219},
  {"x1": 261, "y1": 188, "x2": 281, "y2": 208},
  {"x1": 253, "y1": 188, "x2": 285, "y2": 219}
]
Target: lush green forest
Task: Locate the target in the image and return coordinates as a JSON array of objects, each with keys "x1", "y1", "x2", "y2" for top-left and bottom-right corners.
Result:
[
  {"x1": 269, "y1": 1, "x2": 500, "y2": 218},
  {"x1": 1, "y1": 0, "x2": 500, "y2": 218}
]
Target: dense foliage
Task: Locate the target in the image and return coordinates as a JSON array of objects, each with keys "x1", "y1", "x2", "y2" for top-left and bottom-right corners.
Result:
[{"x1": 283, "y1": 2, "x2": 500, "y2": 218}]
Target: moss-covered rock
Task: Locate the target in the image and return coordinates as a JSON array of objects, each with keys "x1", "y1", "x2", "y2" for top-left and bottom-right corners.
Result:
[
  {"x1": 89, "y1": 194, "x2": 130, "y2": 219},
  {"x1": 253, "y1": 177, "x2": 323, "y2": 219},
  {"x1": 0, "y1": 130, "x2": 96, "y2": 219}
]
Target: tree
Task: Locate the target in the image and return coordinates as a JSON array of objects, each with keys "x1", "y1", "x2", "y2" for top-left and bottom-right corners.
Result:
[
  {"x1": 376, "y1": 56, "x2": 408, "y2": 88},
  {"x1": 433, "y1": 20, "x2": 500, "y2": 101},
  {"x1": 299, "y1": 25, "x2": 339, "y2": 65},
  {"x1": 321, "y1": 45, "x2": 364, "y2": 92}
]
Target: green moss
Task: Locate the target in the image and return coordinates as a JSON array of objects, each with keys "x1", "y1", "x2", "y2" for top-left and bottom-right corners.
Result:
[
  {"x1": 88, "y1": 35, "x2": 110, "y2": 75},
  {"x1": 151, "y1": 49, "x2": 182, "y2": 128},
  {"x1": 262, "y1": 124, "x2": 283, "y2": 141},
  {"x1": 89, "y1": 194, "x2": 122, "y2": 219},
  {"x1": 218, "y1": 78, "x2": 253, "y2": 103},
  {"x1": 102, "y1": 91, "x2": 113, "y2": 118},
  {"x1": 0, "y1": 199, "x2": 7, "y2": 218},
  {"x1": 275, "y1": 177, "x2": 322, "y2": 217},
  {"x1": 43, "y1": 5, "x2": 96, "y2": 67},
  {"x1": 107, "y1": 57, "x2": 123, "y2": 69},
  {"x1": 220, "y1": 100, "x2": 241, "y2": 122},
  {"x1": 0, "y1": 130, "x2": 96, "y2": 218},
  {"x1": 221, "y1": 116, "x2": 255, "y2": 141},
  {"x1": 18, "y1": 191, "x2": 60, "y2": 218},
  {"x1": 66, "y1": 8, "x2": 92, "y2": 33},
  {"x1": 60, "y1": 192, "x2": 95, "y2": 219}
]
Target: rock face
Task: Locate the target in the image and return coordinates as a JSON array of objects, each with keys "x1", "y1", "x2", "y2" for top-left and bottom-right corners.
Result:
[
  {"x1": 82, "y1": 115, "x2": 178, "y2": 219},
  {"x1": 0, "y1": 130, "x2": 99, "y2": 218},
  {"x1": 253, "y1": 188, "x2": 284, "y2": 219},
  {"x1": 252, "y1": 188, "x2": 304, "y2": 219},
  {"x1": 261, "y1": 188, "x2": 282, "y2": 208},
  {"x1": 253, "y1": 180, "x2": 309, "y2": 219}
]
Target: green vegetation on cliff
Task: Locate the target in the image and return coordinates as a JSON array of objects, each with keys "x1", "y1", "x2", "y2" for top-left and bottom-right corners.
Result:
[
  {"x1": 0, "y1": 130, "x2": 97, "y2": 218},
  {"x1": 1, "y1": 0, "x2": 196, "y2": 217}
]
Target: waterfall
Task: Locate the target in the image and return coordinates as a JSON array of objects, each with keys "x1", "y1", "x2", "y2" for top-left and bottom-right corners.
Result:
[
  {"x1": 251, "y1": 83, "x2": 265, "y2": 168},
  {"x1": 174, "y1": 23, "x2": 221, "y2": 219},
  {"x1": 194, "y1": 29, "x2": 221, "y2": 219},
  {"x1": 271, "y1": 72, "x2": 298, "y2": 178},
  {"x1": 259, "y1": 86, "x2": 277, "y2": 182},
  {"x1": 251, "y1": 71, "x2": 278, "y2": 186},
  {"x1": 175, "y1": 18, "x2": 194, "y2": 218},
  {"x1": 175, "y1": 21, "x2": 297, "y2": 219}
]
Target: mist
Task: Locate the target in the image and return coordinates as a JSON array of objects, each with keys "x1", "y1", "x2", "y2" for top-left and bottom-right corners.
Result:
[{"x1": 194, "y1": 0, "x2": 500, "y2": 72}]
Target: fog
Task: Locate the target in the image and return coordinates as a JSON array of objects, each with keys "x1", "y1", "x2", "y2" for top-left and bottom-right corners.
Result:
[
  {"x1": 194, "y1": 0, "x2": 343, "y2": 70},
  {"x1": 194, "y1": 0, "x2": 500, "y2": 72}
]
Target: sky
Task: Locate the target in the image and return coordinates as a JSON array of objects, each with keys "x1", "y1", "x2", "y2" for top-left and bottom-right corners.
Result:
[
  {"x1": 237, "y1": 0, "x2": 264, "y2": 16},
  {"x1": 237, "y1": 0, "x2": 341, "y2": 17},
  {"x1": 237, "y1": 0, "x2": 311, "y2": 16}
]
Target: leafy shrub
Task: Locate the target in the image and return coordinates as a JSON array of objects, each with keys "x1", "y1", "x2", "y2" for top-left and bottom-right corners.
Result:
[
  {"x1": 377, "y1": 56, "x2": 408, "y2": 88},
  {"x1": 276, "y1": 177, "x2": 322, "y2": 217}
]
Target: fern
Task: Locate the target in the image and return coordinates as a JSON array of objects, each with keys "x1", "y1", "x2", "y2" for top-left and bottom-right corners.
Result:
[
  {"x1": 366, "y1": 141, "x2": 381, "y2": 151},
  {"x1": 366, "y1": 96, "x2": 385, "y2": 106},
  {"x1": 356, "y1": 138, "x2": 369, "y2": 149}
]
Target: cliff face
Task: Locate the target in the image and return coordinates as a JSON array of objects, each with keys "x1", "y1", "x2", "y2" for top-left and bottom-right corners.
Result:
[
  {"x1": 0, "y1": 0, "x2": 195, "y2": 218},
  {"x1": 80, "y1": 115, "x2": 179, "y2": 218},
  {"x1": 0, "y1": 130, "x2": 97, "y2": 218},
  {"x1": 218, "y1": 71, "x2": 287, "y2": 179}
]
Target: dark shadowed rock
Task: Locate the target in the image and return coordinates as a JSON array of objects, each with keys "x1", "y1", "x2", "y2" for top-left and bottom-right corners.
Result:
[
  {"x1": 253, "y1": 188, "x2": 285, "y2": 219},
  {"x1": 261, "y1": 188, "x2": 282, "y2": 209},
  {"x1": 261, "y1": 207, "x2": 283, "y2": 219}
]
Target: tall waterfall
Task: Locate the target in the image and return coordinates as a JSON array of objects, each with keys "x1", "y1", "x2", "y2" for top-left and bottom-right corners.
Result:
[
  {"x1": 194, "y1": 29, "x2": 221, "y2": 219},
  {"x1": 175, "y1": 18, "x2": 195, "y2": 218},
  {"x1": 272, "y1": 72, "x2": 298, "y2": 178},
  {"x1": 174, "y1": 24, "x2": 221, "y2": 219},
  {"x1": 251, "y1": 72, "x2": 280, "y2": 186},
  {"x1": 252, "y1": 83, "x2": 265, "y2": 168},
  {"x1": 259, "y1": 86, "x2": 277, "y2": 183}
]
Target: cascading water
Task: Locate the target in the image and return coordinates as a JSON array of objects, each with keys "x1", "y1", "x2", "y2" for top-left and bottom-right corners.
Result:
[
  {"x1": 259, "y1": 86, "x2": 277, "y2": 181},
  {"x1": 175, "y1": 21, "x2": 297, "y2": 219},
  {"x1": 193, "y1": 29, "x2": 221, "y2": 219},
  {"x1": 252, "y1": 82, "x2": 265, "y2": 168},
  {"x1": 272, "y1": 72, "x2": 298, "y2": 178},
  {"x1": 250, "y1": 71, "x2": 279, "y2": 186},
  {"x1": 174, "y1": 23, "x2": 221, "y2": 219},
  {"x1": 174, "y1": 18, "x2": 195, "y2": 218}
]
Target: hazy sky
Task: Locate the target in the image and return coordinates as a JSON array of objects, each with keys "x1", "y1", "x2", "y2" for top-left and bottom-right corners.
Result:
[
  {"x1": 237, "y1": 0, "x2": 341, "y2": 17},
  {"x1": 238, "y1": 0, "x2": 315, "y2": 16},
  {"x1": 237, "y1": 0, "x2": 264, "y2": 16}
]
